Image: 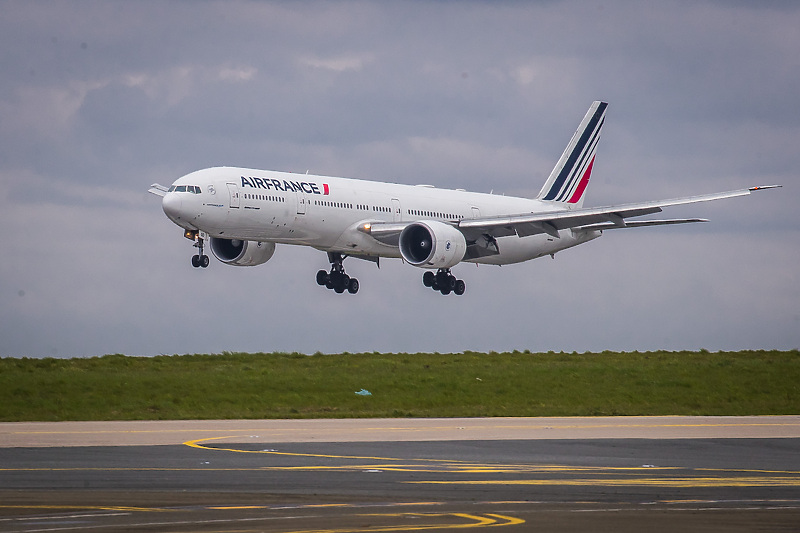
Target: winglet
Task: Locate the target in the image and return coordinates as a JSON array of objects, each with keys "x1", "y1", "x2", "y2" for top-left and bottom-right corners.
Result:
[{"x1": 537, "y1": 101, "x2": 608, "y2": 207}]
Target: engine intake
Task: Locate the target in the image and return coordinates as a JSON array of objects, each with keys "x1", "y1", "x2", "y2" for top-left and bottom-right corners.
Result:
[
  {"x1": 210, "y1": 238, "x2": 276, "y2": 266},
  {"x1": 399, "y1": 221, "x2": 466, "y2": 269}
]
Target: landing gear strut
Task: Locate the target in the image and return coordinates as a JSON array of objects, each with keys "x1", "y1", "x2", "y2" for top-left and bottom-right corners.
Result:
[
  {"x1": 188, "y1": 231, "x2": 209, "y2": 268},
  {"x1": 316, "y1": 252, "x2": 359, "y2": 294},
  {"x1": 423, "y1": 269, "x2": 465, "y2": 296}
]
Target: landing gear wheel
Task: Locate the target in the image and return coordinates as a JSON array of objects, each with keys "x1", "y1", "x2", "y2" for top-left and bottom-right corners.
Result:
[
  {"x1": 337, "y1": 274, "x2": 350, "y2": 293},
  {"x1": 319, "y1": 252, "x2": 360, "y2": 295},
  {"x1": 454, "y1": 279, "x2": 466, "y2": 295},
  {"x1": 425, "y1": 268, "x2": 464, "y2": 296},
  {"x1": 189, "y1": 234, "x2": 208, "y2": 269},
  {"x1": 348, "y1": 278, "x2": 359, "y2": 294}
]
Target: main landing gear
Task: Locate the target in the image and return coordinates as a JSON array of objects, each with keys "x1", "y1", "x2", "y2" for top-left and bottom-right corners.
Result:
[
  {"x1": 423, "y1": 268, "x2": 465, "y2": 296},
  {"x1": 316, "y1": 252, "x2": 359, "y2": 294},
  {"x1": 187, "y1": 231, "x2": 209, "y2": 268}
]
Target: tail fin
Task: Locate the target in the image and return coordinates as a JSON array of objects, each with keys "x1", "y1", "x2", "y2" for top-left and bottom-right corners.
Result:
[{"x1": 537, "y1": 101, "x2": 607, "y2": 207}]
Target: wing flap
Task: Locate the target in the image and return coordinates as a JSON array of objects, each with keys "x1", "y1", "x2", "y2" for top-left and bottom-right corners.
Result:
[{"x1": 575, "y1": 218, "x2": 709, "y2": 232}]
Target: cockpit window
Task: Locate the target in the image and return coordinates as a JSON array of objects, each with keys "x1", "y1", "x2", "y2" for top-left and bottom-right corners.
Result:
[{"x1": 169, "y1": 185, "x2": 201, "y2": 193}]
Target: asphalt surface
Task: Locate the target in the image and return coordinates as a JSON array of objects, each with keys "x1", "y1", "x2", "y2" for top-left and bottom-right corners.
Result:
[{"x1": 1, "y1": 418, "x2": 799, "y2": 532}]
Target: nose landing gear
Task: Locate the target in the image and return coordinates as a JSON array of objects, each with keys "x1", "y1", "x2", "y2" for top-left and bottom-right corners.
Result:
[
  {"x1": 316, "y1": 252, "x2": 359, "y2": 294},
  {"x1": 423, "y1": 269, "x2": 465, "y2": 295},
  {"x1": 186, "y1": 230, "x2": 209, "y2": 268}
]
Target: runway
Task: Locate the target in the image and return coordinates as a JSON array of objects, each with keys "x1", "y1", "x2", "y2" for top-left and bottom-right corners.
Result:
[{"x1": 1, "y1": 417, "x2": 799, "y2": 532}]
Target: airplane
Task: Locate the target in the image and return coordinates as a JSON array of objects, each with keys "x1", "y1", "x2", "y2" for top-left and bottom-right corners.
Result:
[{"x1": 148, "y1": 101, "x2": 778, "y2": 296}]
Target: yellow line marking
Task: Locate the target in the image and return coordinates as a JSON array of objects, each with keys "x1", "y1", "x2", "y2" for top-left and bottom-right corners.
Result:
[
  {"x1": 391, "y1": 502, "x2": 445, "y2": 507},
  {"x1": 184, "y1": 435, "x2": 487, "y2": 465},
  {"x1": 408, "y1": 477, "x2": 800, "y2": 488},
  {"x1": 184, "y1": 436, "x2": 415, "y2": 462},
  {"x1": 284, "y1": 513, "x2": 524, "y2": 531},
  {"x1": 487, "y1": 513, "x2": 527, "y2": 526},
  {"x1": 0, "y1": 505, "x2": 524, "y2": 530},
  {"x1": 206, "y1": 505, "x2": 270, "y2": 510},
  {"x1": 302, "y1": 503, "x2": 352, "y2": 508},
  {"x1": 0, "y1": 505, "x2": 169, "y2": 512}
]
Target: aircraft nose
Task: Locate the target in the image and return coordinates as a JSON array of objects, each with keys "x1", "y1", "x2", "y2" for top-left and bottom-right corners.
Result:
[{"x1": 162, "y1": 193, "x2": 183, "y2": 221}]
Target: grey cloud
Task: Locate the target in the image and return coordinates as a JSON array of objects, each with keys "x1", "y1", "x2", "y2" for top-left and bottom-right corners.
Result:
[{"x1": 0, "y1": 1, "x2": 797, "y2": 358}]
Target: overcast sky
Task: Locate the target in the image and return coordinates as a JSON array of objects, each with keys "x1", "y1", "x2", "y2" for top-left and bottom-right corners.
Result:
[{"x1": 1, "y1": 1, "x2": 798, "y2": 358}]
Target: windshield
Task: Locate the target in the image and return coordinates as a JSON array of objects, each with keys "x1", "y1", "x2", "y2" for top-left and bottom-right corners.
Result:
[{"x1": 168, "y1": 185, "x2": 201, "y2": 193}]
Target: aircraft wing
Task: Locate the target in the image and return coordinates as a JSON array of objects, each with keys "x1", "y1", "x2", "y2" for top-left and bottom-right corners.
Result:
[
  {"x1": 364, "y1": 186, "x2": 779, "y2": 255},
  {"x1": 457, "y1": 186, "x2": 780, "y2": 239}
]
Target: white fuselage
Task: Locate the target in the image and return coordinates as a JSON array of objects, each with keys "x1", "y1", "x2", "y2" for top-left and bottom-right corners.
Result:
[{"x1": 162, "y1": 166, "x2": 600, "y2": 266}]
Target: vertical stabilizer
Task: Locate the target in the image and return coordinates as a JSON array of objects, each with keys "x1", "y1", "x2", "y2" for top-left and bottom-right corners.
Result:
[{"x1": 537, "y1": 101, "x2": 607, "y2": 207}]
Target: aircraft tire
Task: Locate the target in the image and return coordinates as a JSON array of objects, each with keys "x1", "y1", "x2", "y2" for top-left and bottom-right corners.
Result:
[
  {"x1": 200, "y1": 255, "x2": 210, "y2": 268},
  {"x1": 316, "y1": 270, "x2": 328, "y2": 286},
  {"x1": 191, "y1": 255, "x2": 200, "y2": 268},
  {"x1": 454, "y1": 279, "x2": 465, "y2": 295},
  {"x1": 327, "y1": 271, "x2": 339, "y2": 289},
  {"x1": 348, "y1": 278, "x2": 359, "y2": 294},
  {"x1": 440, "y1": 286, "x2": 451, "y2": 295},
  {"x1": 423, "y1": 271, "x2": 435, "y2": 287}
]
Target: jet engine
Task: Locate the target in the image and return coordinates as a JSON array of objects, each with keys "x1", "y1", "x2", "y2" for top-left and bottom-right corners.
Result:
[
  {"x1": 398, "y1": 220, "x2": 466, "y2": 269},
  {"x1": 209, "y1": 238, "x2": 276, "y2": 266}
]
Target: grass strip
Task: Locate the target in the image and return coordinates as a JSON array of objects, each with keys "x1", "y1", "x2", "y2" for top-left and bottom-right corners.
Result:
[{"x1": 0, "y1": 350, "x2": 798, "y2": 421}]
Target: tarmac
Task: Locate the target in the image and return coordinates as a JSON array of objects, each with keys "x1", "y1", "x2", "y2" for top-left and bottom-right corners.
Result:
[{"x1": 1, "y1": 416, "x2": 798, "y2": 532}]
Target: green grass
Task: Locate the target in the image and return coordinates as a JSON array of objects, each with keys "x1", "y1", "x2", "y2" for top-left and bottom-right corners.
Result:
[{"x1": 0, "y1": 350, "x2": 798, "y2": 421}]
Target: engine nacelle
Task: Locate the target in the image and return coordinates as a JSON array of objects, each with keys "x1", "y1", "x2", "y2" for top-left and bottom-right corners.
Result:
[
  {"x1": 399, "y1": 220, "x2": 466, "y2": 269},
  {"x1": 209, "y1": 238, "x2": 276, "y2": 266}
]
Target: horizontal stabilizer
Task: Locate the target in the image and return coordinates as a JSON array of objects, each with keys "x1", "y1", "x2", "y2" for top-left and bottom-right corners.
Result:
[{"x1": 148, "y1": 183, "x2": 169, "y2": 197}]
